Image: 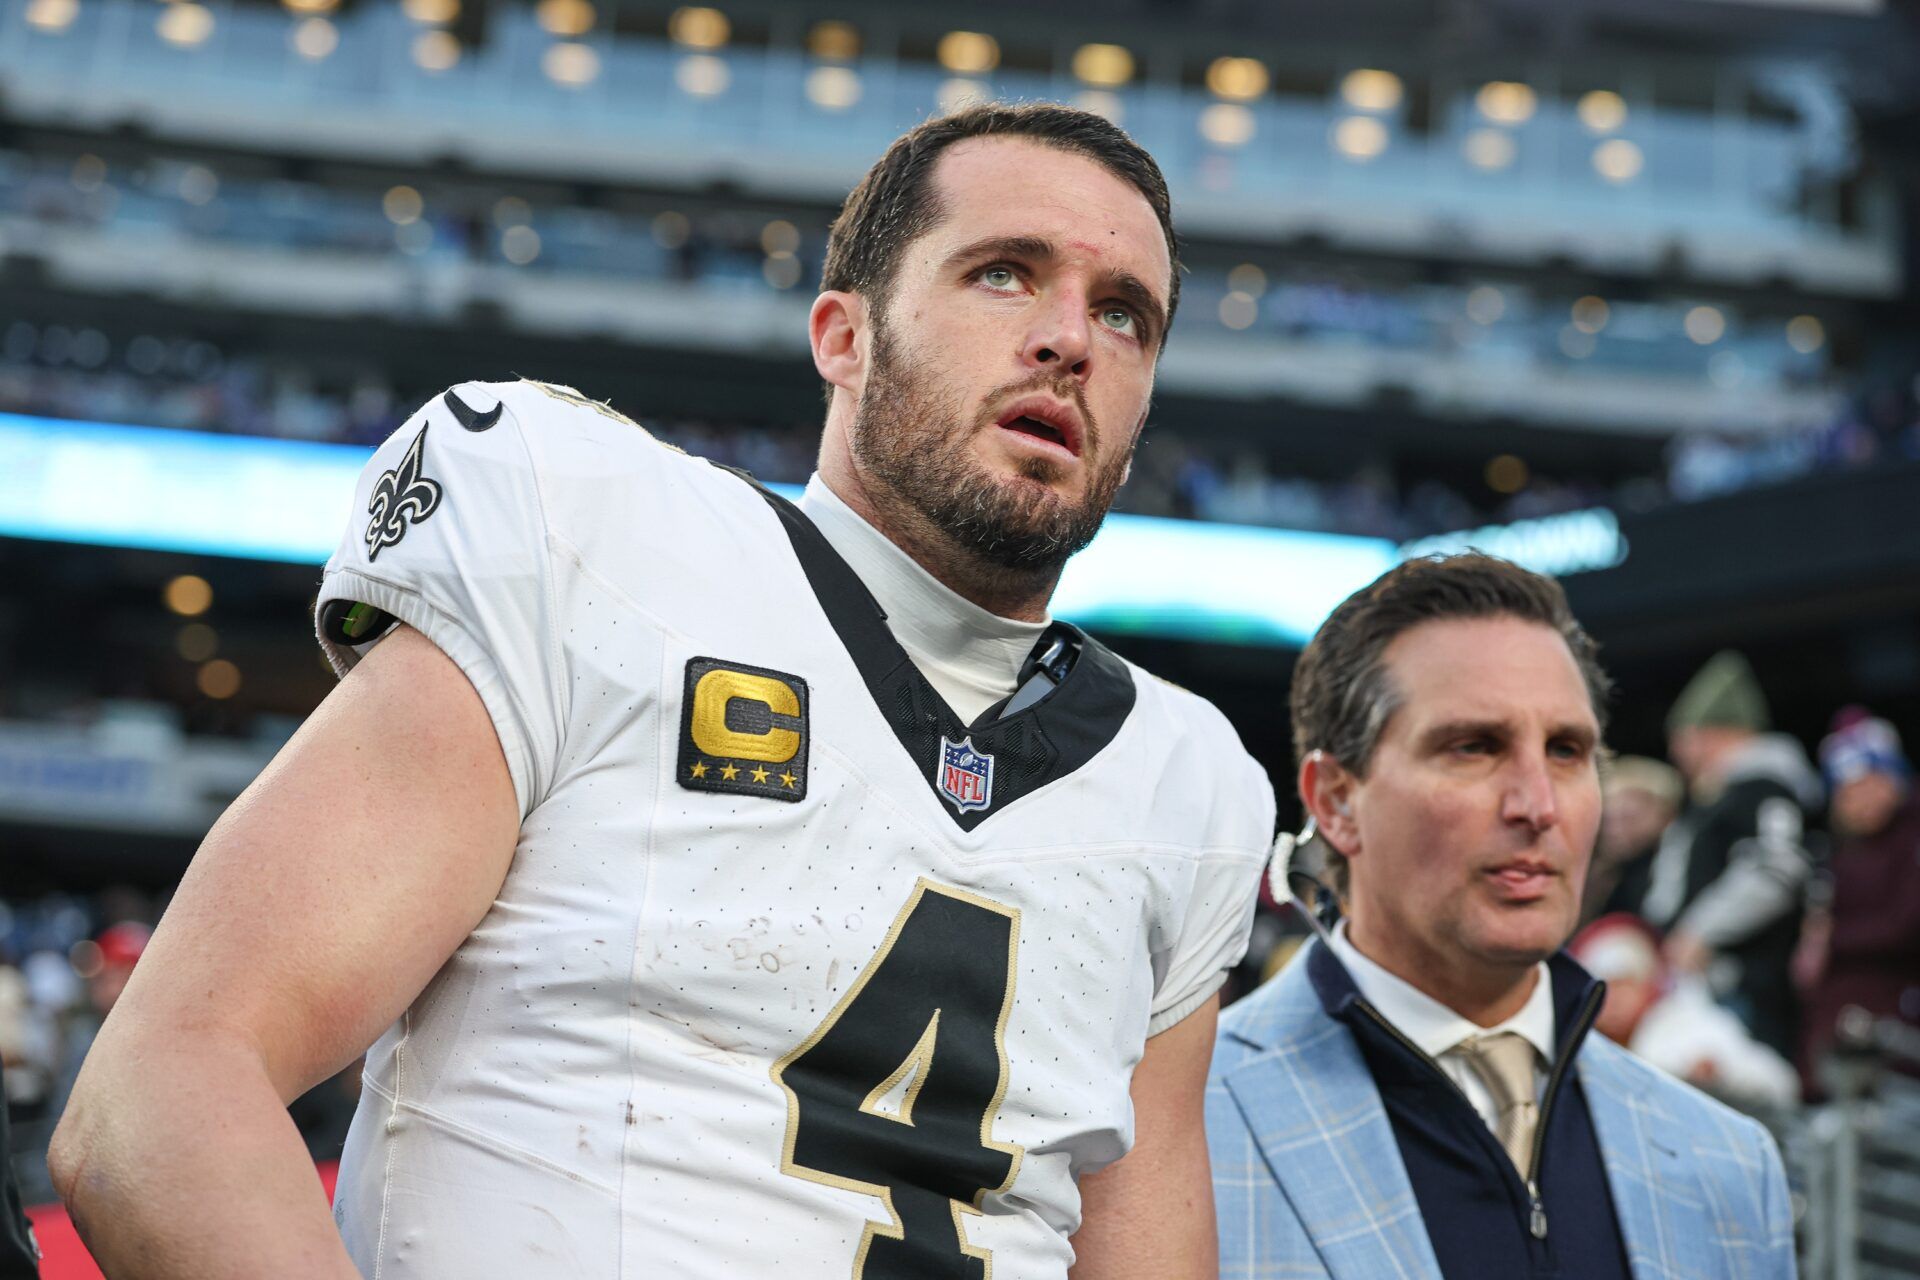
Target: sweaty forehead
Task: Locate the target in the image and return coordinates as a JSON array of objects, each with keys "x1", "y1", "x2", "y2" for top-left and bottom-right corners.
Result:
[{"x1": 920, "y1": 137, "x2": 1171, "y2": 292}]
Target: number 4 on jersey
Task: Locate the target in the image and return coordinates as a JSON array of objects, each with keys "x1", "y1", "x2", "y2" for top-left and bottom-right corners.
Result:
[{"x1": 772, "y1": 879, "x2": 1024, "y2": 1279}]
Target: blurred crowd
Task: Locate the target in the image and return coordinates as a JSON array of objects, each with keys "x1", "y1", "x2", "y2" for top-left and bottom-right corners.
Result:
[
  {"x1": 1569, "y1": 661, "x2": 1920, "y2": 1110},
  {"x1": 4, "y1": 332, "x2": 1918, "y2": 543},
  {"x1": 0, "y1": 890, "x2": 358, "y2": 1207}
]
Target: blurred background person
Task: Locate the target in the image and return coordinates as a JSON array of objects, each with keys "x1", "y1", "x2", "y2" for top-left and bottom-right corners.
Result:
[
  {"x1": 1797, "y1": 709, "x2": 1920, "y2": 1091},
  {"x1": 1642, "y1": 650, "x2": 1820, "y2": 1060},
  {"x1": 1570, "y1": 912, "x2": 1799, "y2": 1114},
  {"x1": 1583, "y1": 755, "x2": 1684, "y2": 925}
]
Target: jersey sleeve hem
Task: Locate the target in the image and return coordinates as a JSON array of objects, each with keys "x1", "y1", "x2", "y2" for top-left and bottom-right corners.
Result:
[
  {"x1": 317, "y1": 567, "x2": 536, "y2": 818},
  {"x1": 1146, "y1": 968, "x2": 1230, "y2": 1037}
]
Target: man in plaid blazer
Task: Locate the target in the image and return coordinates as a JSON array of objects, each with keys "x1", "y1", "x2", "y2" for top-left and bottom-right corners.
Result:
[{"x1": 1207, "y1": 554, "x2": 1794, "y2": 1279}]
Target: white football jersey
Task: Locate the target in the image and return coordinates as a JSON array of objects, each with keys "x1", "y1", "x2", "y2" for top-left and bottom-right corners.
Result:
[{"x1": 315, "y1": 379, "x2": 1275, "y2": 1279}]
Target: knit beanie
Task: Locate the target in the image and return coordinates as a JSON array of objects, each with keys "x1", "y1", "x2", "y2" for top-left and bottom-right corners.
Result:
[
  {"x1": 1667, "y1": 650, "x2": 1769, "y2": 734},
  {"x1": 1820, "y1": 707, "x2": 1910, "y2": 789}
]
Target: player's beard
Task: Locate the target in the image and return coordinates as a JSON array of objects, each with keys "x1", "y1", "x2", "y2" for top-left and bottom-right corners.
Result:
[{"x1": 850, "y1": 317, "x2": 1132, "y2": 575}]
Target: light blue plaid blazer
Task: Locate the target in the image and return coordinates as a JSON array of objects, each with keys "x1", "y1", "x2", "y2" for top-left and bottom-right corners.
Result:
[{"x1": 1206, "y1": 941, "x2": 1797, "y2": 1280}]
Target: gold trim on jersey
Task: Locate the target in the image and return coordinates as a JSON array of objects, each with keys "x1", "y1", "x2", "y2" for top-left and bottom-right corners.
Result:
[{"x1": 770, "y1": 878, "x2": 1025, "y2": 1279}]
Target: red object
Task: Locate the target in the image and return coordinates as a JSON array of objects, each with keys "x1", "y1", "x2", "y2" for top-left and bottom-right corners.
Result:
[
  {"x1": 92, "y1": 924, "x2": 151, "y2": 971},
  {"x1": 23, "y1": 1162, "x2": 340, "y2": 1278}
]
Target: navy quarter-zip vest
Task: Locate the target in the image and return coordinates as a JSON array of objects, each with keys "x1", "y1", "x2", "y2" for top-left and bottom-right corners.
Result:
[{"x1": 1308, "y1": 942, "x2": 1634, "y2": 1280}]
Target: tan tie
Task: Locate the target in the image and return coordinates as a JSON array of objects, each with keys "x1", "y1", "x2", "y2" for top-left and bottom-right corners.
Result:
[{"x1": 1458, "y1": 1032, "x2": 1540, "y2": 1175}]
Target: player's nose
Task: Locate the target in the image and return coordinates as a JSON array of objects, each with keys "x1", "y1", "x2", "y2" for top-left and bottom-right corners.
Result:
[{"x1": 1020, "y1": 287, "x2": 1093, "y2": 381}]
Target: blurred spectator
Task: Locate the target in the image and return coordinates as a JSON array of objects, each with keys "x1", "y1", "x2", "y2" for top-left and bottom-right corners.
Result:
[
  {"x1": 1642, "y1": 651, "x2": 1820, "y2": 1059},
  {"x1": 1798, "y1": 710, "x2": 1920, "y2": 1088},
  {"x1": 1584, "y1": 755, "x2": 1684, "y2": 924},
  {"x1": 1572, "y1": 913, "x2": 1800, "y2": 1112},
  {"x1": 50, "y1": 923, "x2": 150, "y2": 1121},
  {"x1": 0, "y1": 1063, "x2": 40, "y2": 1277}
]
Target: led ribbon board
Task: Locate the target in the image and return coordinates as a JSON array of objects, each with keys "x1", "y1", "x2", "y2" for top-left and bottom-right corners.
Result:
[{"x1": 0, "y1": 413, "x2": 1620, "y2": 646}]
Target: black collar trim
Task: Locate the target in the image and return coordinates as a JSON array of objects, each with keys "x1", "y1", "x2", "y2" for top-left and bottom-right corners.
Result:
[{"x1": 739, "y1": 474, "x2": 1136, "y2": 832}]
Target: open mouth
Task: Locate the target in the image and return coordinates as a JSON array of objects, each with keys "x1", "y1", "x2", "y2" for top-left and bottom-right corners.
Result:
[{"x1": 1002, "y1": 415, "x2": 1070, "y2": 449}]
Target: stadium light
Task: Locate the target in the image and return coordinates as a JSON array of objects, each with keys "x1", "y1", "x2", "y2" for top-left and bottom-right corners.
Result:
[
  {"x1": 1485, "y1": 454, "x2": 1528, "y2": 494},
  {"x1": 1073, "y1": 90, "x2": 1123, "y2": 123},
  {"x1": 164, "y1": 575, "x2": 213, "y2": 617},
  {"x1": 401, "y1": 0, "x2": 458, "y2": 24},
  {"x1": 501, "y1": 225, "x2": 541, "y2": 264},
  {"x1": 805, "y1": 65, "x2": 861, "y2": 110},
  {"x1": 1072, "y1": 43, "x2": 1133, "y2": 88},
  {"x1": 668, "y1": 6, "x2": 729, "y2": 50},
  {"x1": 1465, "y1": 285, "x2": 1505, "y2": 325},
  {"x1": 411, "y1": 29, "x2": 460, "y2": 71},
  {"x1": 542, "y1": 41, "x2": 600, "y2": 86},
  {"x1": 1340, "y1": 69, "x2": 1402, "y2": 112},
  {"x1": 175, "y1": 624, "x2": 218, "y2": 663},
  {"x1": 806, "y1": 20, "x2": 859, "y2": 61},
  {"x1": 1685, "y1": 305, "x2": 1726, "y2": 345},
  {"x1": 537, "y1": 0, "x2": 593, "y2": 38},
  {"x1": 1198, "y1": 103, "x2": 1255, "y2": 147},
  {"x1": 197, "y1": 660, "x2": 242, "y2": 700},
  {"x1": 24, "y1": 0, "x2": 79, "y2": 34},
  {"x1": 1558, "y1": 326, "x2": 1597, "y2": 359},
  {"x1": 1462, "y1": 128, "x2": 1516, "y2": 170},
  {"x1": 675, "y1": 53, "x2": 730, "y2": 96},
  {"x1": 290, "y1": 16, "x2": 338, "y2": 59},
  {"x1": 1218, "y1": 292, "x2": 1258, "y2": 330},
  {"x1": 1227, "y1": 263, "x2": 1266, "y2": 296},
  {"x1": 280, "y1": 0, "x2": 337, "y2": 14},
  {"x1": 762, "y1": 256, "x2": 803, "y2": 290},
  {"x1": 1330, "y1": 115, "x2": 1388, "y2": 161},
  {"x1": 1475, "y1": 80, "x2": 1536, "y2": 125},
  {"x1": 1592, "y1": 138, "x2": 1643, "y2": 182},
  {"x1": 1205, "y1": 56, "x2": 1267, "y2": 101},
  {"x1": 938, "y1": 78, "x2": 989, "y2": 114},
  {"x1": 382, "y1": 185, "x2": 423, "y2": 225},
  {"x1": 937, "y1": 31, "x2": 998, "y2": 74},
  {"x1": 1571, "y1": 295, "x2": 1609, "y2": 334},
  {"x1": 760, "y1": 220, "x2": 800, "y2": 257},
  {"x1": 1786, "y1": 315, "x2": 1825, "y2": 354},
  {"x1": 1577, "y1": 90, "x2": 1627, "y2": 134},
  {"x1": 156, "y1": 3, "x2": 214, "y2": 48}
]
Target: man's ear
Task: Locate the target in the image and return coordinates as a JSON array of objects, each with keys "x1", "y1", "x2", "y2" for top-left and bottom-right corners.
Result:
[
  {"x1": 810, "y1": 290, "x2": 866, "y2": 398},
  {"x1": 1300, "y1": 751, "x2": 1362, "y2": 859}
]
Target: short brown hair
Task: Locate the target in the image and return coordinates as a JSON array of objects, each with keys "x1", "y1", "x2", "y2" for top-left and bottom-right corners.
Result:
[
  {"x1": 822, "y1": 102, "x2": 1181, "y2": 331},
  {"x1": 1289, "y1": 553, "x2": 1612, "y2": 896}
]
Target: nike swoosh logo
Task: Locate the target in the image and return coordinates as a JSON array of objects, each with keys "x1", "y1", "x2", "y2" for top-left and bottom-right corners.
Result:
[{"x1": 442, "y1": 387, "x2": 503, "y2": 432}]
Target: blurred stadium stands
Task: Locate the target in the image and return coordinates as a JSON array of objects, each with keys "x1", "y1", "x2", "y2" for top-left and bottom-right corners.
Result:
[{"x1": 3, "y1": 0, "x2": 1920, "y2": 1274}]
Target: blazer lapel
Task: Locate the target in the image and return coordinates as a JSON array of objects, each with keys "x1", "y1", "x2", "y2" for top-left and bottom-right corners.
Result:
[
  {"x1": 1221, "y1": 957, "x2": 1443, "y2": 1280},
  {"x1": 1580, "y1": 1040, "x2": 1697, "y2": 1280}
]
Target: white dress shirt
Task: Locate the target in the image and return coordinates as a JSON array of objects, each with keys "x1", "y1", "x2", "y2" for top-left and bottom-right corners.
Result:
[
  {"x1": 799, "y1": 473, "x2": 1049, "y2": 724},
  {"x1": 1329, "y1": 921, "x2": 1557, "y2": 1134}
]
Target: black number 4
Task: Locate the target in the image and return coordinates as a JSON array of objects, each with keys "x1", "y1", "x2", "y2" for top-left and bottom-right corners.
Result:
[{"x1": 772, "y1": 879, "x2": 1024, "y2": 1278}]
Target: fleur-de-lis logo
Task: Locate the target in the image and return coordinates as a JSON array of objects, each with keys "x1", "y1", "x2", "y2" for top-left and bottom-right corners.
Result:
[{"x1": 364, "y1": 425, "x2": 443, "y2": 561}]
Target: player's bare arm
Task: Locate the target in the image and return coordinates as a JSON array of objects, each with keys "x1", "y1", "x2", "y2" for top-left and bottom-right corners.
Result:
[
  {"x1": 1069, "y1": 995, "x2": 1222, "y2": 1280},
  {"x1": 48, "y1": 624, "x2": 519, "y2": 1279}
]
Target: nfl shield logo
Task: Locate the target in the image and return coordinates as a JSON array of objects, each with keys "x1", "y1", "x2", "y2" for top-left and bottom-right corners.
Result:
[{"x1": 938, "y1": 736, "x2": 995, "y2": 814}]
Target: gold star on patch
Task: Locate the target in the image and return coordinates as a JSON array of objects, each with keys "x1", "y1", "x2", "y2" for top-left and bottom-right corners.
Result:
[
  {"x1": 750, "y1": 765, "x2": 771, "y2": 784},
  {"x1": 779, "y1": 771, "x2": 798, "y2": 789},
  {"x1": 719, "y1": 762, "x2": 740, "y2": 781},
  {"x1": 689, "y1": 761, "x2": 709, "y2": 779}
]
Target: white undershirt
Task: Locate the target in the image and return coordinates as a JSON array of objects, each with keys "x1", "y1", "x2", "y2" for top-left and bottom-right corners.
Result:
[
  {"x1": 1329, "y1": 920, "x2": 1557, "y2": 1136},
  {"x1": 798, "y1": 474, "x2": 1049, "y2": 724}
]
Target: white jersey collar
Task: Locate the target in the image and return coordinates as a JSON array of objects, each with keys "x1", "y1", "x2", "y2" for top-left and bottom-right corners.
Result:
[{"x1": 799, "y1": 473, "x2": 1047, "y2": 722}]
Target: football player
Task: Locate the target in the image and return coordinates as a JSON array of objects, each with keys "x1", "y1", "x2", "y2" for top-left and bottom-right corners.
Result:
[{"x1": 52, "y1": 104, "x2": 1274, "y2": 1278}]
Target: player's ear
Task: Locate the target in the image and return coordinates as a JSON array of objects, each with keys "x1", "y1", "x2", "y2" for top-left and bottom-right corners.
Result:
[
  {"x1": 810, "y1": 291, "x2": 866, "y2": 397},
  {"x1": 1300, "y1": 750, "x2": 1362, "y2": 858}
]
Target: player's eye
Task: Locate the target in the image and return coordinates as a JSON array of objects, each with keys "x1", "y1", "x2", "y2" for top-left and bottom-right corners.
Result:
[
  {"x1": 978, "y1": 265, "x2": 1021, "y2": 291},
  {"x1": 1099, "y1": 306, "x2": 1137, "y2": 336}
]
